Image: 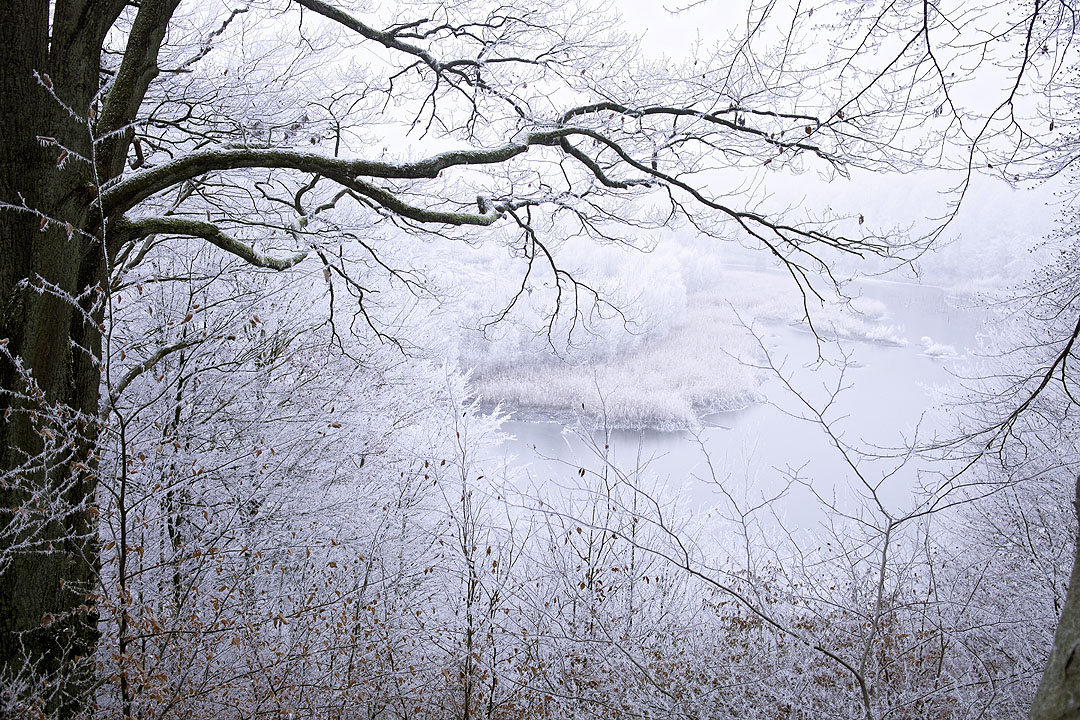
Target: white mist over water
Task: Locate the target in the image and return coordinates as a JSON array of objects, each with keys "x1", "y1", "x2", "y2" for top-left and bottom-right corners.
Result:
[
  {"x1": 442, "y1": 165, "x2": 1057, "y2": 527},
  {"x1": 485, "y1": 272, "x2": 989, "y2": 527}
]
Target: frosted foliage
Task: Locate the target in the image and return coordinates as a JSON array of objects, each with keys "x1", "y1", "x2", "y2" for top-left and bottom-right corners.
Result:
[
  {"x1": 474, "y1": 298, "x2": 762, "y2": 429},
  {"x1": 90, "y1": 237, "x2": 506, "y2": 720}
]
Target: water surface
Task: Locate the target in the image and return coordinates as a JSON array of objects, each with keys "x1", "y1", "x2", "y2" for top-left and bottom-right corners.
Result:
[{"x1": 490, "y1": 274, "x2": 986, "y2": 528}]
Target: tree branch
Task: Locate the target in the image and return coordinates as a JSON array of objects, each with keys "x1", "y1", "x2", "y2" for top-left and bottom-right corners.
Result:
[
  {"x1": 293, "y1": 0, "x2": 445, "y2": 73},
  {"x1": 100, "y1": 135, "x2": 565, "y2": 215},
  {"x1": 114, "y1": 216, "x2": 308, "y2": 270},
  {"x1": 97, "y1": 0, "x2": 183, "y2": 176},
  {"x1": 101, "y1": 336, "x2": 199, "y2": 415}
]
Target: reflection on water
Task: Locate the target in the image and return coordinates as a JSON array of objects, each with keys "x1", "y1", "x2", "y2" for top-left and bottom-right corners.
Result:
[{"x1": 489, "y1": 275, "x2": 987, "y2": 527}]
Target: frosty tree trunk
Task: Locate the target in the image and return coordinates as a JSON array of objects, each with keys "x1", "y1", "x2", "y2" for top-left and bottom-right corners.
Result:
[
  {"x1": 0, "y1": 1, "x2": 121, "y2": 714},
  {"x1": 1030, "y1": 476, "x2": 1080, "y2": 720}
]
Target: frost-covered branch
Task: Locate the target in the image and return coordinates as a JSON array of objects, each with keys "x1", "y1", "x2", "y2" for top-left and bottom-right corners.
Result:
[{"x1": 113, "y1": 216, "x2": 308, "y2": 270}]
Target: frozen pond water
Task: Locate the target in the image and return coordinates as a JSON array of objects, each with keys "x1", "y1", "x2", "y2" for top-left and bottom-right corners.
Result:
[{"x1": 489, "y1": 274, "x2": 988, "y2": 527}]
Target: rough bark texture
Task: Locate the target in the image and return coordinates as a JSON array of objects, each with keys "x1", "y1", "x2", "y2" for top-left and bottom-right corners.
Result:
[
  {"x1": 0, "y1": 1, "x2": 127, "y2": 714},
  {"x1": 1031, "y1": 476, "x2": 1080, "y2": 720}
]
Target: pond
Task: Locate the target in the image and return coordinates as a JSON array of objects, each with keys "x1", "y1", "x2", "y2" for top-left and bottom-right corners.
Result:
[{"x1": 487, "y1": 273, "x2": 988, "y2": 528}]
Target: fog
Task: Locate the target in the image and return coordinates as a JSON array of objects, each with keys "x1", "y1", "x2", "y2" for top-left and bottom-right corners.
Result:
[{"x1": 439, "y1": 167, "x2": 1063, "y2": 525}]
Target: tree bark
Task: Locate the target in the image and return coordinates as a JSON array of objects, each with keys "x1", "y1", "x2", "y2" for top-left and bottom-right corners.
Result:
[
  {"x1": 0, "y1": 1, "x2": 120, "y2": 714},
  {"x1": 1031, "y1": 476, "x2": 1080, "y2": 720}
]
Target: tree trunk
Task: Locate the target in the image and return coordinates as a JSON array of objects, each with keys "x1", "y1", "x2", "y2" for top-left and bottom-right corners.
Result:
[
  {"x1": 1030, "y1": 476, "x2": 1080, "y2": 720},
  {"x1": 0, "y1": 1, "x2": 113, "y2": 715}
]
